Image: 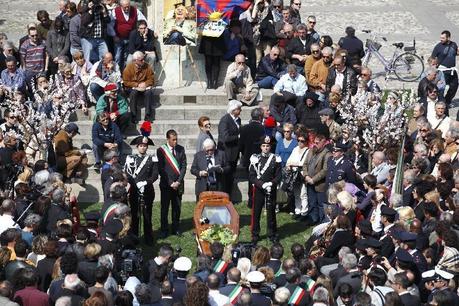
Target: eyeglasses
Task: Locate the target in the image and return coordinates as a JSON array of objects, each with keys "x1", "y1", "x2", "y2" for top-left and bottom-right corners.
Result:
[
  {"x1": 312, "y1": 50, "x2": 320, "y2": 54},
  {"x1": 54, "y1": 96, "x2": 63, "y2": 99},
  {"x1": 9, "y1": 116, "x2": 16, "y2": 119},
  {"x1": 30, "y1": 35, "x2": 38, "y2": 37},
  {"x1": 361, "y1": 73, "x2": 370, "y2": 76},
  {"x1": 298, "y1": 139, "x2": 306, "y2": 143},
  {"x1": 420, "y1": 129, "x2": 429, "y2": 132}
]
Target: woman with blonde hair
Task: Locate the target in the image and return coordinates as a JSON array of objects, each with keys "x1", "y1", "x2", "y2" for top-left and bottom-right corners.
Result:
[
  {"x1": 27, "y1": 235, "x2": 48, "y2": 265},
  {"x1": 336, "y1": 190, "x2": 357, "y2": 228},
  {"x1": 237, "y1": 257, "x2": 252, "y2": 285},
  {"x1": 397, "y1": 206, "x2": 416, "y2": 230},
  {"x1": 313, "y1": 275, "x2": 335, "y2": 306},
  {"x1": 79, "y1": 243, "x2": 102, "y2": 286}
]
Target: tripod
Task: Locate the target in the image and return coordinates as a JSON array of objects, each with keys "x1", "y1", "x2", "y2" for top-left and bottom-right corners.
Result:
[{"x1": 157, "y1": 44, "x2": 205, "y2": 91}]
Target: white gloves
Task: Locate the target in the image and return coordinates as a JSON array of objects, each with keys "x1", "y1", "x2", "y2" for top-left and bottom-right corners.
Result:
[
  {"x1": 136, "y1": 181, "x2": 147, "y2": 193},
  {"x1": 262, "y1": 182, "x2": 273, "y2": 192}
]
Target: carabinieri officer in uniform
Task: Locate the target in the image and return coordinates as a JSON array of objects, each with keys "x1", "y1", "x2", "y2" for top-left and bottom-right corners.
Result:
[
  {"x1": 124, "y1": 134, "x2": 158, "y2": 245},
  {"x1": 248, "y1": 135, "x2": 282, "y2": 244}
]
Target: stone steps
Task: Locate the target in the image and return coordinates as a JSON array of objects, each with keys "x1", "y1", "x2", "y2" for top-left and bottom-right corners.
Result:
[{"x1": 69, "y1": 88, "x2": 268, "y2": 203}]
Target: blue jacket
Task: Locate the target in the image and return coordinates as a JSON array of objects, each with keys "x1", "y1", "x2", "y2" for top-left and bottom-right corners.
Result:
[{"x1": 92, "y1": 121, "x2": 123, "y2": 148}]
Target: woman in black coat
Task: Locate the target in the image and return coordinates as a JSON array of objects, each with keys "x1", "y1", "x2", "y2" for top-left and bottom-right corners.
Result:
[
  {"x1": 199, "y1": 33, "x2": 226, "y2": 89},
  {"x1": 37, "y1": 240, "x2": 59, "y2": 292},
  {"x1": 316, "y1": 215, "x2": 354, "y2": 269},
  {"x1": 77, "y1": 243, "x2": 102, "y2": 287}
]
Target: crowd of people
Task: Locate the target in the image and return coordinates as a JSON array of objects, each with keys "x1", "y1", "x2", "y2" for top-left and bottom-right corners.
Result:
[{"x1": 1, "y1": 0, "x2": 459, "y2": 306}]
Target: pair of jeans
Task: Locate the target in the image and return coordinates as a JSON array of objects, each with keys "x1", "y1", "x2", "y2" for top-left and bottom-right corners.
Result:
[
  {"x1": 257, "y1": 76, "x2": 279, "y2": 89},
  {"x1": 114, "y1": 39, "x2": 129, "y2": 70},
  {"x1": 306, "y1": 185, "x2": 326, "y2": 223},
  {"x1": 81, "y1": 37, "x2": 108, "y2": 63},
  {"x1": 89, "y1": 82, "x2": 105, "y2": 102}
]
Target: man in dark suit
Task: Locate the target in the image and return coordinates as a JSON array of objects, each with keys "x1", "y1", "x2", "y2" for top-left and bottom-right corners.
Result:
[
  {"x1": 267, "y1": 243, "x2": 283, "y2": 275},
  {"x1": 402, "y1": 169, "x2": 416, "y2": 207},
  {"x1": 333, "y1": 254, "x2": 361, "y2": 297},
  {"x1": 284, "y1": 268, "x2": 311, "y2": 306},
  {"x1": 379, "y1": 206, "x2": 396, "y2": 258},
  {"x1": 154, "y1": 280, "x2": 174, "y2": 306},
  {"x1": 392, "y1": 272, "x2": 421, "y2": 306},
  {"x1": 326, "y1": 143, "x2": 358, "y2": 188},
  {"x1": 218, "y1": 100, "x2": 243, "y2": 200},
  {"x1": 326, "y1": 56, "x2": 358, "y2": 99},
  {"x1": 157, "y1": 129, "x2": 187, "y2": 238},
  {"x1": 220, "y1": 268, "x2": 242, "y2": 297},
  {"x1": 239, "y1": 107, "x2": 265, "y2": 207},
  {"x1": 171, "y1": 257, "x2": 191, "y2": 304},
  {"x1": 191, "y1": 139, "x2": 229, "y2": 201}
]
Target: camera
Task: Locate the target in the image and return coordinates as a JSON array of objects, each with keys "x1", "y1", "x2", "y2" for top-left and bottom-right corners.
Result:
[
  {"x1": 119, "y1": 248, "x2": 143, "y2": 282},
  {"x1": 231, "y1": 242, "x2": 256, "y2": 265}
]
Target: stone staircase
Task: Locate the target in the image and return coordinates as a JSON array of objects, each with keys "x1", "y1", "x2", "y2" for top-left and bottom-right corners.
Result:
[{"x1": 69, "y1": 86, "x2": 273, "y2": 203}]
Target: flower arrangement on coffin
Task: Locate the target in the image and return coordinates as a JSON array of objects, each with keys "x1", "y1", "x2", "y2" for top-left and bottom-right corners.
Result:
[{"x1": 199, "y1": 224, "x2": 237, "y2": 246}]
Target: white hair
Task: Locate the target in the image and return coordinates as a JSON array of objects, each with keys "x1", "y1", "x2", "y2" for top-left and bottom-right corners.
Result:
[
  {"x1": 342, "y1": 253, "x2": 357, "y2": 270},
  {"x1": 237, "y1": 257, "x2": 252, "y2": 281},
  {"x1": 55, "y1": 296, "x2": 71, "y2": 306},
  {"x1": 227, "y1": 100, "x2": 242, "y2": 114},
  {"x1": 132, "y1": 51, "x2": 145, "y2": 60},
  {"x1": 34, "y1": 170, "x2": 50, "y2": 186},
  {"x1": 274, "y1": 287, "x2": 291, "y2": 304},
  {"x1": 202, "y1": 138, "x2": 215, "y2": 150},
  {"x1": 64, "y1": 274, "x2": 82, "y2": 290}
]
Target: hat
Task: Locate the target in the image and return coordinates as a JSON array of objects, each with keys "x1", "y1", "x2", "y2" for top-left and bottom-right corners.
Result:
[
  {"x1": 104, "y1": 218, "x2": 123, "y2": 236},
  {"x1": 247, "y1": 271, "x2": 266, "y2": 283},
  {"x1": 64, "y1": 122, "x2": 80, "y2": 134},
  {"x1": 357, "y1": 220, "x2": 373, "y2": 237},
  {"x1": 387, "y1": 91, "x2": 400, "y2": 100},
  {"x1": 318, "y1": 108, "x2": 334, "y2": 117},
  {"x1": 104, "y1": 83, "x2": 118, "y2": 92},
  {"x1": 258, "y1": 135, "x2": 273, "y2": 146},
  {"x1": 422, "y1": 268, "x2": 454, "y2": 281},
  {"x1": 264, "y1": 116, "x2": 276, "y2": 128},
  {"x1": 304, "y1": 92, "x2": 319, "y2": 103},
  {"x1": 364, "y1": 238, "x2": 382, "y2": 249},
  {"x1": 84, "y1": 211, "x2": 101, "y2": 223},
  {"x1": 332, "y1": 142, "x2": 348, "y2": 152},
  {"x1": 395, "y1": 248, "x2": 413, "y2": 263},
  {"x1": 173, "y1": 256, "x2": 192, "y2": 272},
  {"x1": 380, "y1": 205, "x2": 397, "y2": 217},
  {"x1": 355, "y1": 239, "x2": 368, "y2": 251},
  {"x1": 396, "y1": 231, "x2": 417, "y2": 242},
  {"x1": 130, "y1": 136, "x2": 154, "y2": 146}
]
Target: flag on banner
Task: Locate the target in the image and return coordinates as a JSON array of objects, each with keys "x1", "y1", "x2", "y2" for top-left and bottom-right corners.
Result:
[{"x1": 196, "y1": 0, "x2": 252, "y2": 27}]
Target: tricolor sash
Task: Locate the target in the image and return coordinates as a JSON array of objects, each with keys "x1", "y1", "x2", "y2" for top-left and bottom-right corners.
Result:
[
  {"x1": 103, "y1": 204, "x2": 119, "y2": 224},
  {"x1": 274, "y1": 267, "x2": 284, "y2": 277},
  {"x1": 160, "y1": 144, "x2": 180, "y2": 175},
  {"x1": 228, "y1": 284, "x2": 243, "y2": 305},
  {"x1": 288, "y1": 286, "x2": 306, "y2": 305},
  {"x1": 213, "y1": 259, "x2": 229, "y2": 273}
]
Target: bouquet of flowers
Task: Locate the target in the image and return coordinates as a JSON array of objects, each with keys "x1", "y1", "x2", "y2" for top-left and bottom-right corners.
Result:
[{"x1": 199, "y1": 224, "x2": 237, "y2": 246}]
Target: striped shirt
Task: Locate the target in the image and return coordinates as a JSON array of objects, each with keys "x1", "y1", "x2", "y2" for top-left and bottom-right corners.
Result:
[{"x1": 19, "y1": 39, "x2": 47, "y2": 73}]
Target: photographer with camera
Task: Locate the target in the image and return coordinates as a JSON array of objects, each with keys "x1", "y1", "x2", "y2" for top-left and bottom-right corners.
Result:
[
  {"x1": 143, "y1": 245, "x2": 174, "y2": 284},
  {"x1": 80, "y1": 0, "x2": 110, "y2": 63}
]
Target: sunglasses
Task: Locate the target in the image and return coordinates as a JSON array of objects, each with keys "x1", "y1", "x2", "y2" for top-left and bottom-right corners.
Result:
[
  {"x1": 204, "y1": 123, "x2": 211, "y2": 128},
  {"x1": 272, "y1": 53, "x2": 279, "y2": 56},
  {"x1": 420, "y1": 129, "x2": 429, "y2": 132},
  {"x1": 312, "y1": 50, "x2": 320, "y2": 54},
  {"x1": 293, "y1": 2, "x2": 301, "y2": 5},
  {"x1": 308, "y1": 21, "x2": 316, "y2": 24},
  {"x1": 9, "y1": 116, "x2": 16, "y2": 119},
  {"x1": 283, "y1": 130, "x2": 292, "y2": 133},
  {"x1": 30, "y1": 35, "x2": 38, "y2": 37},
  {"x1": 298, "y1": 139, "x2": 306, "y2": 143},
  {"x1": 361, "y1": 73, "x2": 370, "y2": 76}
]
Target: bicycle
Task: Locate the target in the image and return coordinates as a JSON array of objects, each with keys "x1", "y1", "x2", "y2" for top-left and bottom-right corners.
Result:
[{"x1": 361, "y1": 29, "x2": 424, "y2": 82}]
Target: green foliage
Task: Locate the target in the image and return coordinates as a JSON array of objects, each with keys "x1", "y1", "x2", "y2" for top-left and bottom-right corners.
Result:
[{"x1": 199, "y1": 224, "x2": 237, "y2": 245}]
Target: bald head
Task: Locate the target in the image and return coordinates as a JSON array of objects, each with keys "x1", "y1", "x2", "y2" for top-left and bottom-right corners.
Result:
[
  {"x1": 207, "y1": 273, "x2": 220, "y2": 290},
  {"x1": 372, "y1": 151, "x2": 385, "y2": 166},
  {"x1": 410, "y1": 219, "x2": 422, "y2": 233},
  {"x1": 235, "y1": 54, "x2": 245, "y2": 64},
  {"x1": 227, "y1": 268, "x2": 241, "y2": 283}
]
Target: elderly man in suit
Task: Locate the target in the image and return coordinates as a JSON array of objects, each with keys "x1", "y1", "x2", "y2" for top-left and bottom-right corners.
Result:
[
  {"x1": 191, "y1": 138, "x2": 229, "y2": 201},
  {"x1": 218, "y1": 100, "x2": 243, "y2": 201},
  {"x1": 224, "y1": 54, "x2": 259, "y2": 105},
  {"x1": 157, "y1": 129, "x2": 187, "y2": 238}
]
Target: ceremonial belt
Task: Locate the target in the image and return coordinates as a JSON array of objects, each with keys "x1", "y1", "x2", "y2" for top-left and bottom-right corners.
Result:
[
  {"x1": 256, "y1": 154, "x2": 274, "y2": 179},
  {"x1": 228, "y1": 284, "x2": 243, "y2": 305},
  {"x1": 160, "y1": 144, "x2": 180, "y2": 175},
  {"x1": 134, "y1": 155, "x2": 150, "y2": 177},
  {"x1": 288, "y1": 286, "x2": 306, "y2": 305}
]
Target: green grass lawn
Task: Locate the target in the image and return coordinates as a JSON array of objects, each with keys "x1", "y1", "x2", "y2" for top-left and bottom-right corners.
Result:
[{"x1": 80, "y1": 201, "x2": 313, "y2": 265}]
